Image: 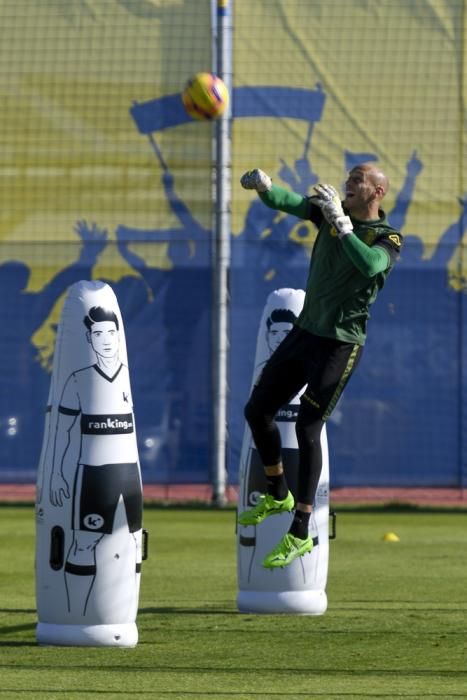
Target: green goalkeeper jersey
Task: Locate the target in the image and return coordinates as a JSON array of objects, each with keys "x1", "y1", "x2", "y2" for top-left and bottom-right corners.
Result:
[{"x1": 259, "y1": 184, "x2": 403, "y2": 346}]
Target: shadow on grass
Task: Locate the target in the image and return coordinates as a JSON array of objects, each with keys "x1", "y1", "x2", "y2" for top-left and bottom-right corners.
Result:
[
  {"x1": 0, "y1": 663, "x2": 465, "y2": 678},
  {"x1": 0, "y1": 608, "x2": 36, "y2": 646},
  {"x1": 2, "y1": 692, "x2": 466, "y2": 698},
  {"x1": 139, "y1": 606, "x2": 238, "y2": 616}
]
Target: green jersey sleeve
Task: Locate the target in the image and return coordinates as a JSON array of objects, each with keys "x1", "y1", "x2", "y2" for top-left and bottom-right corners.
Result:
[
  {"x1": 258, "y1": 184, "x2": 310, "y2": 219},
  {"x1": 341, "y1": 234, "x2": 391, "y2": 277}
]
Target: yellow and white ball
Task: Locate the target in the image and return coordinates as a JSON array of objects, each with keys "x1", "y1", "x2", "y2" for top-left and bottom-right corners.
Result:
[{"x1": 182, "y1": 72, "x2": 229, "y2": 120}]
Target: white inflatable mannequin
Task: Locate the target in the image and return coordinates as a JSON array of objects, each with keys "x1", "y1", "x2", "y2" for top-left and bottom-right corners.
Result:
[
  {"x1": 237, "y1": 288, "x2": 330, "y2": 614},
  {"x1": 35, "y1": 280, "x2": 144, "y2": 646}
]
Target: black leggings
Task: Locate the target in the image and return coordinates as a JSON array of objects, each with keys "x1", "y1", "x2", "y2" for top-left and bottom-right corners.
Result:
[{"x1": 244, "y1": 325, "x2": 362, "y2": 505}]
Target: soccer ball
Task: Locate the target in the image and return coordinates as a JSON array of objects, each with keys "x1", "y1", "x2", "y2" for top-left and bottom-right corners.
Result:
[{"x1": 182, "y1": 72, "x2": 229, "y2": 121}]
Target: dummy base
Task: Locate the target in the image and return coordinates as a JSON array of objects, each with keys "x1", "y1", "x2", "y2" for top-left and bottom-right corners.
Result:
[
  {"x1": 237, "y1": 589, "x2": 327, "y2": 615},
  {"x1": 36, "y1": 622, "x2": 138, "y2": 647}
]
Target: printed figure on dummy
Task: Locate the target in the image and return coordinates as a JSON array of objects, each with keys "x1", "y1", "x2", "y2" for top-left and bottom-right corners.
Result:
[{"x1": 36, "y1": 281, "x2": 144, "y2": 647}]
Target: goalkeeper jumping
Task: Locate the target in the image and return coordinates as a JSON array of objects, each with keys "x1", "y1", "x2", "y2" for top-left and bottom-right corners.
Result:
[{"x1": 238, "y1": 163, "x2": 402, "y2": 568}]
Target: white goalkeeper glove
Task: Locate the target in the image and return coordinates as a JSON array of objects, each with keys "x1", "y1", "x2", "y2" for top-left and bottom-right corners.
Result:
[
  {"x1": 240, "y1": 168, "x2": 272, "y2": 193},
  {"x1": 313, "y1": 183, "x2": 353, "y2": 238}
]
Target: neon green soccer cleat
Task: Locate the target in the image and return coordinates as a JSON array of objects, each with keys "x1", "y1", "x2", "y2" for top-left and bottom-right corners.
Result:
[
  {"x1": 237, "y1": 491, "x2": 294, "y2": 526},
  {"x1": 262, "y1": 533, "x2": 313, "y2": 568}
]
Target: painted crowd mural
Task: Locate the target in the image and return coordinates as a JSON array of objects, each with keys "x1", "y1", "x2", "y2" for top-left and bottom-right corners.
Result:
[{"x1": 0, "y1": 1, "x2": 465, "y2": 487}]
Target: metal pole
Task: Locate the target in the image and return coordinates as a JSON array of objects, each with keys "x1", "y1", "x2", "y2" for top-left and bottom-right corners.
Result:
[{"x1": 211, "y1": 0, "x2": 232, "y2": 505}]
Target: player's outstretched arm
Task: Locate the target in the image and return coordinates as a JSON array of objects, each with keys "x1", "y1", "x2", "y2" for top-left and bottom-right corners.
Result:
[{"x1": 240, "y1": 169, "x2": 310, "y2": 219}]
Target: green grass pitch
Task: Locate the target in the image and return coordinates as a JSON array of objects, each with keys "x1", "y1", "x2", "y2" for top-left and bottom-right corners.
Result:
[{"x1": 0, "y1": 505, "x2": 466, "y2": 699}]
